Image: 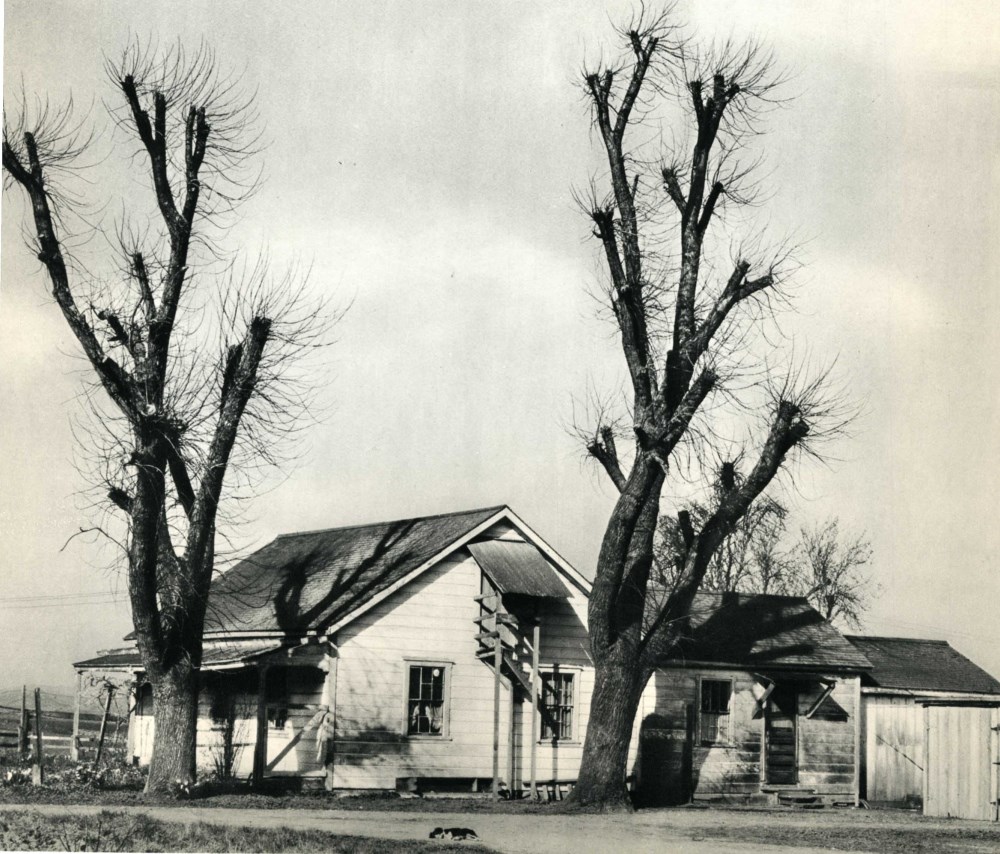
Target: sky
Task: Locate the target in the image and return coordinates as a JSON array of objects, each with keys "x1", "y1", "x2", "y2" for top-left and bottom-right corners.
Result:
[{"x1": 1, "y1": 1, "x2": 998, "y2": 690}]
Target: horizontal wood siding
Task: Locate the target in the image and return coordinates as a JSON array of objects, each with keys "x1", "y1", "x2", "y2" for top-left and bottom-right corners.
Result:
[
  {"x1": 334, "y1": 554, "x2": 515, "y2": 789},
  {"x1": 637, "y1": 669, "x2": 860, "y2": 802},
  {"x1": 527, "y1": 589, "x2": 596, "y2": 783},
  {"x1": 638, "y1": 669, "x2": 762, "y2": 803},
  {"x1": 796, "y1": 676, "x2": 859, "y2": 795},
  {"x1": 862, "y1": 695, "x2": 925, "y2": 804}
]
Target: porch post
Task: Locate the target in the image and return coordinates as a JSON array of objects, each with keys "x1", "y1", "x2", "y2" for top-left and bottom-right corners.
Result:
[
  {"x1": 853, "y1": 676, "x2": 862, "y2": 806},
  {"x1": 253, "y1": 663, "x2": 269, "y2": 783},
  {"x1": 322, "y1": 649, "x2": 339, "y2": 791},
  {"x1": 529, "y1": 616, "x2": 540, "y2": 799}
]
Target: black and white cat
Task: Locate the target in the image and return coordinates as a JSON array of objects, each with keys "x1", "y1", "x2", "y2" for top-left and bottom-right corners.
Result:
[{"x1": 429, "y1": 826, "x2": 480, "y2": 841}]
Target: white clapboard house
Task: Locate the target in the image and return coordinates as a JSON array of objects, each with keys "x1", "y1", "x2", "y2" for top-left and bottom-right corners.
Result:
[
  {"x1": 76, "y1": 504, "x2": 926, "y2": 808},
  {"x1": 75, "y1": 506, "x2": 599, "y2": 794}
]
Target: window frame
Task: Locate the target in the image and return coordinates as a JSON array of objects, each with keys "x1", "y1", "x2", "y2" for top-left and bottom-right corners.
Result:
[
  {"x1": 697, "y1": 675, "x2": 735, "y2": 746},
  {"x1": 402, "y1": 659, "x2": 453, "y2": 740},
  {"x1": 538, "y1": 665, "x2": 580, "y2": 745}
]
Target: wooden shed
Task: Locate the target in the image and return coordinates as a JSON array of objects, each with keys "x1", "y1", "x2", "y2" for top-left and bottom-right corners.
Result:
[
  {"x1": 635, "y1": 593, "x2": 871, "y2": 807},
  {"x1": 847, "y1": 635, "x2": 1000, "y2": 821}
]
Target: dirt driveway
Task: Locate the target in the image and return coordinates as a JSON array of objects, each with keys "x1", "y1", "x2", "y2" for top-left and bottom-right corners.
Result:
[{"x1": 3, "y1": 803, "x2": 999, "y2": 853}]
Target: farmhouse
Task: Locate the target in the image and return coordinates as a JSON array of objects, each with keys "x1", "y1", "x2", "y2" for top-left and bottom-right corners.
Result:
[
  {"x1": 848, "y1": 635, "x2": 1000, "y2": 820},
  {"x1": 75, "y1": 504, "x2": 883, "y2": 805},
  {"x1": 75, "y1": 506, "x2": 596, "y2": 794}
]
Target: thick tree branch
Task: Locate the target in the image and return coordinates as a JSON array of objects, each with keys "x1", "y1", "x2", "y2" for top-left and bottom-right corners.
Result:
[
  {"x1": 639, "y1": 400, "x2": 809, "y2": 664},
  {"x1": 183, "y1": 317, "x2": 271, "y2": 589},
  {"x1": 587, "y1": 426, "x2": 628, "y2": 493},
  {"x1": 121, "y1": 77, "x2": 182, "y2": 236},
  {"x1": 3, "y1": 135, "x2": 142, "y2": 423},
  {"x1": 661, "y1": 167, "x2": 686, "y2": 214}
]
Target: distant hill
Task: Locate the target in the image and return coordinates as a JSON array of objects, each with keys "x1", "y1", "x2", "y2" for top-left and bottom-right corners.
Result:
[{"x1": 0, "y1": 683, "x2": 129, "y2": 719}]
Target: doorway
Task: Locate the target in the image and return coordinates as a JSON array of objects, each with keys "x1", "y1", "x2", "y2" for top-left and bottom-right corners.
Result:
[{"x1": 765, "y1": 684, "x2": 798, "y2": 785}]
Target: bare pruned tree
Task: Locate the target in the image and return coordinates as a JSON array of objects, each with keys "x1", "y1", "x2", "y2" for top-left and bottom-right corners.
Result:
[
  {"x1": 567, "y1": 8, "x2": 853, "y2": 809},
  {"x1": 798, "y1": 519, "x2": 874, "y2": 627},
  {"x1": 655, "y1": 493, "x2": 795, "y2": 595},
  {"x1": 3, "y1": 41, "x2": 336, "y2": 793}
]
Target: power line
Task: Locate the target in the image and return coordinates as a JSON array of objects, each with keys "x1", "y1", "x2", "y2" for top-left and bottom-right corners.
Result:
[
  {"x1": 0, "y1": 591, "x2": 124, "y2": 602},
  {"x1": 0, "y1": 598, "x2": 124, "y2": 610}
]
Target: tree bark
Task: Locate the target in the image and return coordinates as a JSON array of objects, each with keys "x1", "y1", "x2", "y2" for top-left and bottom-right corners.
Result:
[
  {"x1": 145, "y1": 664, "x2": 199, "y2": 793},
  {"x1": 570, "y1": 654, "x2": 649, "y2": 810}
]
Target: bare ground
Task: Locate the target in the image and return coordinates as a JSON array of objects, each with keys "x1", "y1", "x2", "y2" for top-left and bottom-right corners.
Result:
[{"x1": 1, "y1": 803, "x2": 998, "y2": 854}]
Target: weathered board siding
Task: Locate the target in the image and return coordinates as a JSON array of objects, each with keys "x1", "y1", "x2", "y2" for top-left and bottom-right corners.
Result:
[
  {"x1": 924, "y1": 705, "x2": 1000, "y2": 821},
  {"x1": 796, "y1": 677, "x2": 859, "y2": 796},
  {"x1": 861, "y1": 695, "x2": 925, "y2": 804},
  {"x1": 636, "y1": 669, "x2": 762, "y2": 803},
  {"x1": 131, "y1": 715, "x2": 155, "y2": 766},
  {"x1": 635, "y1": 668, "x2": 859, "y2": 804}
]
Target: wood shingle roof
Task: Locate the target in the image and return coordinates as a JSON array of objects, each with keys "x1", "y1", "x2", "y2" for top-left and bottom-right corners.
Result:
[{"x1": 845, "y1": 635, "x2": 1000, "y2": 694}]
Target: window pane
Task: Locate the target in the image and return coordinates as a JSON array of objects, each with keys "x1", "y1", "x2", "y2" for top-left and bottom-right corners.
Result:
[
  {"x1": 408, "y1": 665, "x2": 445, "y2": 736},
  {"x1": 541, "y1": 672, "x2": 575, "y2": 741}
]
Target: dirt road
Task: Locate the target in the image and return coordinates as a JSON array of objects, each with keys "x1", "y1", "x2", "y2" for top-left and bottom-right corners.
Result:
[{"x1": 0, "y1": 803, "x2": 865, "y2": 853}]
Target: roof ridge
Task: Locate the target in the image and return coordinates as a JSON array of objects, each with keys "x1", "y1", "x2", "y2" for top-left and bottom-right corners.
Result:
[
  {"x1": 846, "y1": 635, "x2": 950, "y2": 644},
  {"x1": 695, "y1": 591, "x2": 811, "y2": 603},
  {"x1": 272, "y1": 504, "x2": 509, "y2": 540}
]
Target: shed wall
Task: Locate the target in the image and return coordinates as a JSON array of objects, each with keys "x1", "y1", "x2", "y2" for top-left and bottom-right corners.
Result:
[{"x1": 861, "y1": 695, "x2": 925, "y2": 804}]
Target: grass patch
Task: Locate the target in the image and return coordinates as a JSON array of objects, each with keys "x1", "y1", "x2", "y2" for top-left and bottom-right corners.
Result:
[
  {"x1": 0, "y1": 809, "x2": 499, "y2": 852},
  {"x1": 696, "y1": 820, "x2": 1000, "y2": 854}
]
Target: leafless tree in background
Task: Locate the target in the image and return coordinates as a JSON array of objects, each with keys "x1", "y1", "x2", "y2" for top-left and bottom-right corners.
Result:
[
  {"x1": 3, "y1": 41, "x2": 335, "y2": 793},
  {"x1": 798, "y1": 519, "x2": 874, "y2": 627},
  {"x1": 568, "y1": 7, "x2": 853, "y2": 809},
  {"x1": 657, "y1": 508, "x2": 875, "y2": 626}
]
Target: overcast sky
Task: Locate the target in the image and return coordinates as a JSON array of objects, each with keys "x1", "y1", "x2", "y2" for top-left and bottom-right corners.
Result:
[{"x1": 2, "y1": 1, "x2": 998, "y2": 689}]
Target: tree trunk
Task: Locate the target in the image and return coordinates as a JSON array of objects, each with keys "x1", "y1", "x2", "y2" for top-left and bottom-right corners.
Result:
[
  {"x1": 144, "y1": 664, "x2": 199, "y2": 794},
  {"x1": 568, "y1": 654, "x2": 649, "y2": 811}
]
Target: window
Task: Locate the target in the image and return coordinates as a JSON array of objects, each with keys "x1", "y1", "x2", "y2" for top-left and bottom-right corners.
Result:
[
  {"x1": 134, "y1": 682, "x2": 153, "y2": 717},
  {"x1": 407, "y1": 664, "x2": 447, "y2": 736},
  {"x1": 700, "y1": 678, "x2": 732, "y2": 744},
  {"x1": 540, "y1": 671, "x2": 575, "y2": 741},
  {"x1": 265, "y1": 667, "x2": 288, "y2": 730}
]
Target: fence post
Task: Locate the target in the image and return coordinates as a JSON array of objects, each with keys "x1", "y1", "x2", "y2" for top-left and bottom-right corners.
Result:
[
  {"x1": 94, "y1": 684, "x2": 115, "y2": 766},
  {"x1": 17, "y1": 684, "x2": 28, "y2": 758},
  {"x1": 71, "y1": 672, "x2": 82, "y2": 762},
  {"x1": 32, "y1": 688, "x2": 44, "y2": 785}
]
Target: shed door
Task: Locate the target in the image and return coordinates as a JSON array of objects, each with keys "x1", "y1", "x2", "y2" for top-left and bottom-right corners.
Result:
[
  {"x1": 924, "y1": 705, "x2": 994, "y2": 820},
  {"x1": 765, "y1": 685, "x2": 798, "y2": 785}
]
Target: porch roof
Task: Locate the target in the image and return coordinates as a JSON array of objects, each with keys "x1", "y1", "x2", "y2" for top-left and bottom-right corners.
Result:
[
  {"x1": 467, "y1": 540, "x2": 569, "y2": 598},
  {"x1": 73, "y1": 638, "x2": 284, "y2": 672}
]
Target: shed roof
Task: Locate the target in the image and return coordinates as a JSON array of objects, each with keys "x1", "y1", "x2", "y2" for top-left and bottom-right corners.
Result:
[
  {"x1": 467, "y1": 540, "x2": 569, "y2": 598},
  {"x1": 845, "y1": 635, "x2": 1000, "y2": 694},
  {"x1": 202, "y1": 505, "x2": 506, "y2": 634},
  {"x1": 665, "y1": 592, "x2": 872, "y2": 671}
]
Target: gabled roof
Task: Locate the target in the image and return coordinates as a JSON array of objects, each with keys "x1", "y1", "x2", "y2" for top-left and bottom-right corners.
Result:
[
  {"x1": 845, "y1": 635, "x2": 1000, "y2": 694},
  {"x1": 666, "y1": 592, "x2": 872, "y2": 671},
  {"x1": 203, "y1": 505, "x2": 508, "y2": 635}
]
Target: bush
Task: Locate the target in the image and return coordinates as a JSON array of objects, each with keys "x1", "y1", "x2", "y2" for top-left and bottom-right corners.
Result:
[{"x1": 0, "y1": 756, "x2": 146, "y2": 793}]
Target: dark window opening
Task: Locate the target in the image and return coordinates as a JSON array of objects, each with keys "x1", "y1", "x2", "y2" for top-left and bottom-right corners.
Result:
[
  {"x1": 700, "y1": 679, "x2": 732, "y2": 744},
  {"x1": 541, "y1": 671, "x2": 575, "y2": 740},
  {"x1": 134, "y1": 682, "x2": 153, "y2": 717},
  {"x1": 265, "y1": 668, "x2": 288, "y2": 730}
]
